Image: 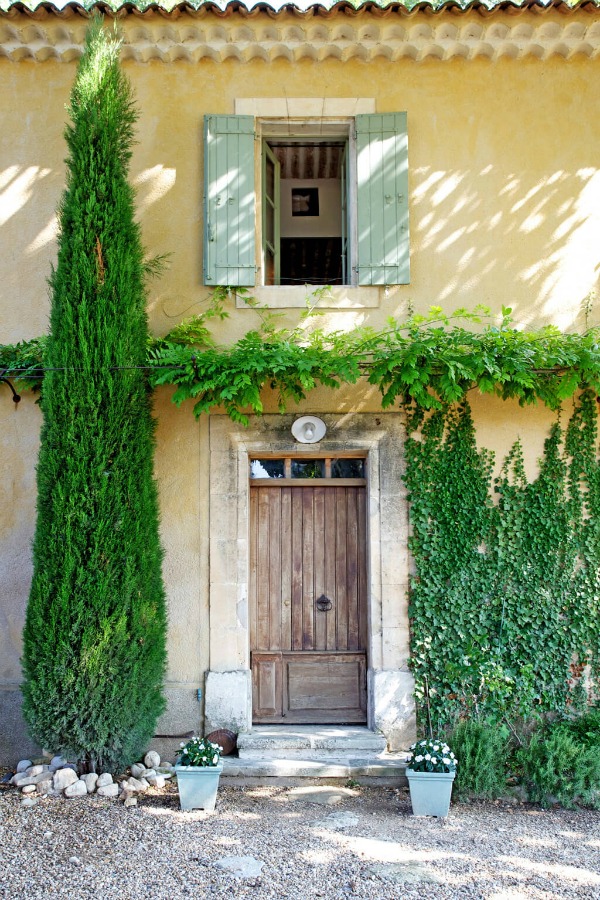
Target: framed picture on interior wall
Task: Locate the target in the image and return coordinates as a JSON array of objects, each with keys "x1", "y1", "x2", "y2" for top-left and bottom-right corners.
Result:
[{"x1": 292, "y1": 187, "x2": 319, "y2": 217}]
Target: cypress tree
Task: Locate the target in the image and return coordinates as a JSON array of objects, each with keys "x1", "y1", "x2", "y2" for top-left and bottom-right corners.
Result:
[{"x1": 22, "y1": 17, "x2": 167, "y2": 773}]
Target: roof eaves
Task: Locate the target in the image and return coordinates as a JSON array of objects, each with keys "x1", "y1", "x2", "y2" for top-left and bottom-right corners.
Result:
[{"x1": 1, "y1": 0, "x2": 599, "y2": 15}]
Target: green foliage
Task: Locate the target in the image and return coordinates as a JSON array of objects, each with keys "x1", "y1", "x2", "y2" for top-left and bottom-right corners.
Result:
[
  {"x1": 449, "y1": 720, "x2": 509, "y2": 800},
  {"x1": 148, "y1": 305, "x2": 600, "y2": 418},
  {"x1": 149, "y1": 328, "x2": 363, "y2": 424},
  {"x1": 177, "y1": 736, "x2": 222, "y2": 768},
  {"x1": 21, "y1": 17, "x2": 167, "y2": 773},
  {"x1": 0, "y1": 336, "x2": 47, "y2": 393},
  {"x1": 406, "y1": 737, "x2": 457, "y2": 773},
  {"x1": 517, "y1": 722, "x2": 600, "y2": 808},
  {"x1": 4, "y1": 303, "x2": 600, "y2": 414},
  {"x1": 557, "y1": 707, "x2": 600, "y2": 749},
  {"x1": 407, "y1": 393, "x2": 600, "y2": 733}
]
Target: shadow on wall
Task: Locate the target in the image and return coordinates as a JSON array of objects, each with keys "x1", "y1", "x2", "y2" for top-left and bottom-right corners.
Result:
[{"x1": 412, "y1": 163, "x2": 600, "y2": 331}]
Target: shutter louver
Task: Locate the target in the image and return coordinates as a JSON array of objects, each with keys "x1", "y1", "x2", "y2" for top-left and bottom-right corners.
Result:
[
  {"x1": 203, "y1": 115, "x2": 256, "y2": 286},
  {"x1": 355, "y1": 113, "x2": 409, "y2": 286}
]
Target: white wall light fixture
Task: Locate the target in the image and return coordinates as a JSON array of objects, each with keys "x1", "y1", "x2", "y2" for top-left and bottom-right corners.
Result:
[{"x1": 291, "y1": 416, "x2": 327, "y2": 444}]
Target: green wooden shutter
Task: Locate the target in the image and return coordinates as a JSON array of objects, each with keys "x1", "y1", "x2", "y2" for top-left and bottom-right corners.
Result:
[
  {"x1": 203, "y1": 115, "x2": 256, "y2": 286},
  {"x1": 355, "y1": 113, "x2": 409, "y2": 286}
]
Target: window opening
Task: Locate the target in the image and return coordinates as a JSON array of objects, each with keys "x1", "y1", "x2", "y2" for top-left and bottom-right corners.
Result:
[
  {"x1": 262, "y1": 137, "x2": 350, "y2": 286},
  {"x1": 250, "y1": 459, "x2": 285, "y2": 479},
  {"x1": 331, "y1": 458, "x2": 365, "y2": 479},
  {"x1": 291, "y1": 458, "x2": 325, "y2": 479},
  {"x1": 250, "y1": 457, "x2": 366, "y2": 481}
]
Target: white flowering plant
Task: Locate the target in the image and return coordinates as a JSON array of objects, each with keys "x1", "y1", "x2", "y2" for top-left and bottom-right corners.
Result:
[
  {"x1": 177, "y1": 736, "x2": 222, "y2": 767},
  {"x1": 406, "y1": 738, "x2": 457, "y2": 773}
]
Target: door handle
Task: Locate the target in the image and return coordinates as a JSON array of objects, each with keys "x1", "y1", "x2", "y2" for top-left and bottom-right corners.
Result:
[{"x1": 316, "y1": 595, "x2": 333, "y2": 612}]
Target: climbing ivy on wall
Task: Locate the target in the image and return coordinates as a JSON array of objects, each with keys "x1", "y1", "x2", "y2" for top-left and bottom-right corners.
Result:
[{"x1": 406, "y1": 391, "x2": 600, "y2": 732}]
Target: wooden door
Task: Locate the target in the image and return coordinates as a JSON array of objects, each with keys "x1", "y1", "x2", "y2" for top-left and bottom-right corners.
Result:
[{"x1": 250, "y1": 484, "x2": 368, "y2": 723}]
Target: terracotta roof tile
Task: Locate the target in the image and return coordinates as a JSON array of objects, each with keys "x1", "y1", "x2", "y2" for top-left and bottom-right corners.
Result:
[{"x1": 2, "y1": 0, "x2": 600, "y2": 17}]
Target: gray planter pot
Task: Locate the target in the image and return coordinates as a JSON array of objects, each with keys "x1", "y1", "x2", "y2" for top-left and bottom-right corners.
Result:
[
  {"x1": 175, "y1": 762, "x2": 223, "y2": 811},
  {"x1": 406, "y1": 768, "x2": 456, "y2": 817}
]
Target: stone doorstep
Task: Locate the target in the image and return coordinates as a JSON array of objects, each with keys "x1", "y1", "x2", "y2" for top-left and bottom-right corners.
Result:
[
  {"x1": 221, "y1": 754, "x2": 408, "y2": 784},
  {"x1": 227, "y1": 726, "x2": 407, "y2": 783},
  {"x1": 236, "y1": 726, "x2": 388, "y2": 757}
]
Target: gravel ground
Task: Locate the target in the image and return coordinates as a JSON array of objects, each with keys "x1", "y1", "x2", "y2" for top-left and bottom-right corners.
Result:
[{"x1": 2, "y1": 778, "x2": 600, "y2": 900}]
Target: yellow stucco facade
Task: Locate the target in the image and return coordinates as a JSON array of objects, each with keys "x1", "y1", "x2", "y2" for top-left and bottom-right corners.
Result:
[{"x1": 1, "y1": 4, "x2": 598, "y2": 758}]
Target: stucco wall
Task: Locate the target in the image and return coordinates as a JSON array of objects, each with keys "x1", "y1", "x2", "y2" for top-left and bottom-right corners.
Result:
[{"x1": 0, "y1": 7, "x2": 597, "y2": 759}]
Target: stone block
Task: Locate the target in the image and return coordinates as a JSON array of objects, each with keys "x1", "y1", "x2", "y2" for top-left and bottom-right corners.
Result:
[
  {"x1": 368, "y1": 669, "x2": 416, "y2": 751},
  {"x1": 382, "y1": 626, "x2": 410, "y2": 669},
  {"x1": 208, "y1": 493, "x2": 239, "y2": 537},
  {"x1": 204, "y1": 670, "x2": 251, "y2": 735},
  {"x1": 209, "y1": 619, "x2": 247, "y2": 670},
  {"x1": 381, "y1": 542, "x2": 409, "y2": 586}
]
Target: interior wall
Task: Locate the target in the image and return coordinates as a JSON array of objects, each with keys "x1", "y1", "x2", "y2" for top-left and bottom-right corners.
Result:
[{"x1": 280, "y1": 178, "x2": 342, "y2": 237}]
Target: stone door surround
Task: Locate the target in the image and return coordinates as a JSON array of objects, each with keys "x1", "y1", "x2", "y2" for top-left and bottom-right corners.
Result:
[{"x1": 204, "y1": 412, "x2": 415, "y2": 749}]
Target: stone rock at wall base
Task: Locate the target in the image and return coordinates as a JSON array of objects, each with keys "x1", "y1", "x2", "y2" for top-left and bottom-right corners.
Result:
[
  {"x1": 53, "y1": 768, "x2": 79, "y2": 791},
  {"x1": 96, "y1": 773, "x2": 113, "y2": 788},
  {"x1": 97, "y1": 783, "x2": 119, "y2": 798},
  {"x1": 82, "y1": 773, "x2": 99, "y2": 793},
  {"x1": 144, "y1": 750, "x2": 160, "y2": 769},
  {"x1": 121, "y1": 777, "x2": 148, "y2": 793},
  {"x1": 146, "y1": 774, "x2": 165, "y2": 789},
  {"x1": 64, "y1": 780, "x2": 88, "y2": 799},
  {"x1": 36, "y1": 778, "x2": 54, "y2": 795}
]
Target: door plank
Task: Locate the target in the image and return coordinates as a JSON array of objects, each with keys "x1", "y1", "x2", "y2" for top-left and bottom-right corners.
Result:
[
  {"x1": 313, "y1": 486, "x2": 326, "y2": 651},
  {"x1": 256, "y1": 489, "x2": 271, "y2": 650},
  {"x1": 291, "y1": 489, "x2": 304, "y2": 651},
  {"x1": 346, "y1": 488, "x2": 360, "y2": 651},
  {"x1": 249, "y1": 487, "x2": 258, "y2": 651},
  {"x1": 324, "y1": 488, "x2": 337, "y2": 651},
  {"x1": 302, "y1": 488, "x2": 315, "y2": 650},
  {"x1": 280, "y1": 486, "x2": 292, "y2": 651},
  {"x1": 357, "y1": 487, "x2": 368, "y2": 651},
  {"x1": 268, "y1": 488, "x2": 282, "y2": 650},
  {"x1": 335, "y1": 486, "x2": 348, "y2": 651}
]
